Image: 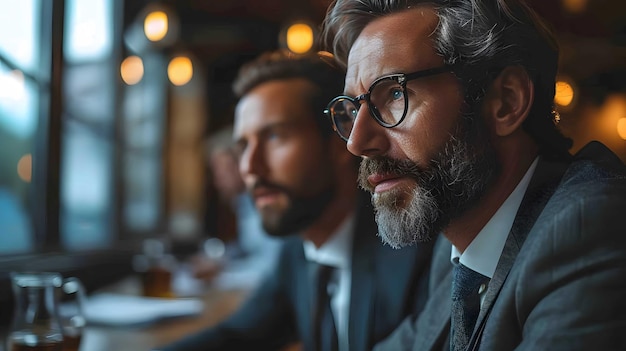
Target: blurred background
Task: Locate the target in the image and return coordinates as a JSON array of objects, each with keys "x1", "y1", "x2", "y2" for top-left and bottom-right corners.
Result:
[{"x1": 0, "y1": 0, "x2": 625, "y2": 322}]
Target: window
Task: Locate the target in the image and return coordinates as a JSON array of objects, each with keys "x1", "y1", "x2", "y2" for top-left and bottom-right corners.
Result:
[
  {"x1": 0, "y1": 0, "x2": 149, "y2": 288},
  {"x1": 61, "y1": 0, "x2": 117, "y2": 250},
  {"x1": 120, "y1": 54, "x2": 168, "y2": 233},
  {"x1": 0, "y1": 2, "x2": 214, "y2": 316},
  {"x1": 0, "y1": 0, "x2": 41, "y2": 254}
]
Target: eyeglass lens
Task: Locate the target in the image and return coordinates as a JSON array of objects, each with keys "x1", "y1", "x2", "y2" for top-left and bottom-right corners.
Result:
[
  {"x1": 328, "y1": 98, "x2": 357, "y2": 140},
  {"x1": 329, "y1": 77, "x2": 407, "y2": 140}
]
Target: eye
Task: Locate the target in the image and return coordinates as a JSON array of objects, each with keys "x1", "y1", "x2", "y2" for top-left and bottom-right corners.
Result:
[
  {"x1": 391, "y1": 88, "x2": 403, "y2": 101},
  {"x1": 350, "y1": 107, "x2": 358, "y2": 117},
  {"x1": 263, "y1": 126, "x2": 289, "y2": 142},
  {"x1": 266, "y1": 130, "x2": 280, "y2": 141}
]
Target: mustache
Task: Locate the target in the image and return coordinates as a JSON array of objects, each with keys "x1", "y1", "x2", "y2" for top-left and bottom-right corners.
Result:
[
  {"x1": 358, "y1": 157, "x2": 428, "y2": 191},
  {"x1": 248, "y1": 179, "x2": 289, "y2": 195}
]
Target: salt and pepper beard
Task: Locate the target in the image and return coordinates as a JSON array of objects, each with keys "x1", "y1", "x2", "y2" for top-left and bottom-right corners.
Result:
[{"x1": 358, "y1": 111, "x2": 499, "y2": 249}]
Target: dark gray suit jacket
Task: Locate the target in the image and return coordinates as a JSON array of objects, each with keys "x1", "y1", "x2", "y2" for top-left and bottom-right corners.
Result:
[
  {"x1": 159, "y1": 192, "x2": 433, "y2": 351},
  {"x1": 374, "y1": 141, "x2": 626, "y2": 351}
]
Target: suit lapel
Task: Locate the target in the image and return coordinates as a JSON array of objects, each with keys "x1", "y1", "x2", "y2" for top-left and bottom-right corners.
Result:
[
  {"x1": 349, "y1": 236, "x2": 375, "y2": 351},
  {"x1": 348, "y1": 197, "x2": 377, "y2": 351},
  {"x1": 294, "y1": 243, "x2": 317, "y2": 350},
  {"x1": 469, "y1": 157, "x2": 569, "y2": 347},
  {"x1": 415, "y1": 268, "x2": 453, "y2": 351}
]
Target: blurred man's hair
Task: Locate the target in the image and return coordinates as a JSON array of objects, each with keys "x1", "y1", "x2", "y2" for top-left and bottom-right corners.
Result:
[{"x1": 233, "y1": 50, "x2": 345, "y2": 138}]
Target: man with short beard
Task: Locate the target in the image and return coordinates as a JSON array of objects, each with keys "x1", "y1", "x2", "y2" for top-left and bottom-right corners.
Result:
[
  {"x1": 156, "y1": 50, "x2": 434, "y2": 351},
  {"x1": 321, "y1": 0, "x2": 626, "y2": 350}
]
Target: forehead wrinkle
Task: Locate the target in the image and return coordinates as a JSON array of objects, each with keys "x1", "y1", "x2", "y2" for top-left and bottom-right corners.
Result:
[
  {"x1": 344, "y1": 7, "x2": 441, "y2": 97},
  {"x1": 345, "y1": 50, "x2": 374, "y2": 97},
  {"x1": 345, "y1": 33, "x2": 395, "y2": 98}
]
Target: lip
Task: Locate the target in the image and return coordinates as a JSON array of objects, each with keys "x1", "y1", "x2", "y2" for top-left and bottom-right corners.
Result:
[
  {"x1": 252, "y1": 187, "x2": 282, "y2": 207},
  {"x1": 367, "y1": 173, "x2": 405, "y2": 193}
]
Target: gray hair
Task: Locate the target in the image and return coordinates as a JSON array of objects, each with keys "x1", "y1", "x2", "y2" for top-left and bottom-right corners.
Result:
[{"x1": 321, "y1": 0, "x2": 572, "y2": 158}]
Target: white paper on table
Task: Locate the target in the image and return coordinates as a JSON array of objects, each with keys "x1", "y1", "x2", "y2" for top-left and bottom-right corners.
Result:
[{"x1": 83, "y1": 293, "x2": 204, "y2": 327}]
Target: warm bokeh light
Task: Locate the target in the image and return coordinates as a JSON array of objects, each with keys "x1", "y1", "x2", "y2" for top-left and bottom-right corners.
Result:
[
  {"x1": 144, "y1": 11, "x2": 168, "y2": 42},
  {"x1": 168, "y1": 56, "x2": 193, "y2": 86},
  {"x1": 597, "y1": 94, "x2": 626, "y2": 143},
  {"x1": 17, "y1": 154, "x2": 32, "y2": 183},
  {"x1": 562, "y1": 0, "x2": 588, "y2": 14},
  {"x1": 554, "y1": 80, "x2": 575, "y2": 107},
  {"x1": 618, "y1": 118, "x2": 626, "y2": 140},
  {"x1": 286, "y1": 23, "x2": 314, "y2": 54},
  {"x1": 120, "y1": 56, "x2": 144, "y2": 85}
]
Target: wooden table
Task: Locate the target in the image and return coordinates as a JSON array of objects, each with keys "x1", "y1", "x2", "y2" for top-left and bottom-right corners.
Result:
[
  {"x1": 77, "y1": 275, "x2": 250, "y2": 351},
  {"x1": 1, "y1": 272, "x2": 300, "y2": 351}
]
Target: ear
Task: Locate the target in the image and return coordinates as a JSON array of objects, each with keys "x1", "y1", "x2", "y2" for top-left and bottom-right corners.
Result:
[{"x1": 482, "y1": 66, "x2": 534, "y2": 137}]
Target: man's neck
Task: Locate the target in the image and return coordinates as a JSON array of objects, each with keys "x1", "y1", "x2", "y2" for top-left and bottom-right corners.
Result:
[
  {"x1": 303, "y1": 188, "x2": 357, "y2": 248},
  {"x1": 445, "y1": 141, "x2": 538, "y2": 253}
]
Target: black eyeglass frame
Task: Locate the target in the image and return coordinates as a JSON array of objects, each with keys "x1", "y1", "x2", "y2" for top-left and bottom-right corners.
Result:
[{"x1": 324, "y1": 65, "x2": 451, "y2": 141}]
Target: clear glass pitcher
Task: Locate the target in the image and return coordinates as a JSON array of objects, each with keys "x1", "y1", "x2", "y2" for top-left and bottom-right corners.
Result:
[{"x1": 7, "y1": 272, "x2": 86, "y2": 351}]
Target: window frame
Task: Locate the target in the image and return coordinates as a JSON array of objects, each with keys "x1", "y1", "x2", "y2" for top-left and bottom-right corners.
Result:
[{"x1": 0, "y1": 0, "x2": 141, "y2": 328}]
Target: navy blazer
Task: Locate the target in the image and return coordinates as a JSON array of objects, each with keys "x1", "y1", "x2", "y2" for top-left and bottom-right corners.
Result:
[
  {"x1": 374, "y1": 141, "x2": 626, "y2": 351},
  {"x1": 159, "y1": 192, "x2": 433, "y2": 351}
]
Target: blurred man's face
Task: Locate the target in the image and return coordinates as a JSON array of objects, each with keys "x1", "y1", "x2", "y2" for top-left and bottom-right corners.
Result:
[
  {"x1": 343, "y1": 7, "x2": 498, "y2": 247},
  {"x1": 234, "y1": 78, "x2": 335, "y2": 236}
]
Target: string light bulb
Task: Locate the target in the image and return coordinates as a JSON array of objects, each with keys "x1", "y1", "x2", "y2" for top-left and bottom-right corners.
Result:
[
  {"x1": 144, "y1": 10, "x2": 168, "y2": 42},
  {"x1": 120, "y1": 56, "x2": 144, "y2": 85},
  {"x1": 285, "y1": 23, "x2": 314, "y2": 54},
  {"x1": 168, "y1": 56, "x2": 193, "y2": 86},
  {"x1": 554, "y1": 80, "x2": 576, "y2": 109}
]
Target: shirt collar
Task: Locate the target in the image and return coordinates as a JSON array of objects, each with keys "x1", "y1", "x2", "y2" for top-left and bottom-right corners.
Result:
[
  {"x1": 451, "y1": 157, "x2": 539, "y2": 278},
  {"x1": 303, "y1": 211, "x2": 355, "y2": 269}
]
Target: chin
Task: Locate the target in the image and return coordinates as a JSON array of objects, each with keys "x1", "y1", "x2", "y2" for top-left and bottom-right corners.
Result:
[
  {"x1": 372, "y1": 186, "x2": 413, "y2": 210},
  {"x1": 372, "y1": 185, "x2": 441, "y2": 249}
]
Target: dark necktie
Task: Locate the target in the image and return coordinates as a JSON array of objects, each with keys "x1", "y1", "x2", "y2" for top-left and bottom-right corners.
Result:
[
  {"x1": 450, "y1": 263, "x2": 489, "y2": 351},
  {"x1": 313, "y1": 264, "x2": 338, "y2": 351}
]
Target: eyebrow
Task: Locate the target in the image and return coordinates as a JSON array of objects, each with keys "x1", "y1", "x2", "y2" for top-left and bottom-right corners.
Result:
[
  {"x1": 344, "y1": 70, "x2": 403, "y2": 96},
  {"x1": 235, "y1": 120, "x2": 299, "y2": 145}
]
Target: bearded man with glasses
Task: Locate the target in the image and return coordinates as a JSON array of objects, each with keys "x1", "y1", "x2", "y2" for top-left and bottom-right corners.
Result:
[{"x1": 321, "y1": 0, "x2": 626, "y2": 350}]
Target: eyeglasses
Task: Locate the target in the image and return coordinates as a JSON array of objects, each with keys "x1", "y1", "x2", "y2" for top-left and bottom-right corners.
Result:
[{"x1": 324, "y1": 66, "x2": 451, "y2": 141}]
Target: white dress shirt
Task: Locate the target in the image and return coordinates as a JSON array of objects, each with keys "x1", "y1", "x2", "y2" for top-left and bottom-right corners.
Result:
[
  {"x1": 303, "y1": 212, "x2": 355, "y2": 351},
  {"x1": 451, "y1": 158, "x2": 539, "y2": 304}
]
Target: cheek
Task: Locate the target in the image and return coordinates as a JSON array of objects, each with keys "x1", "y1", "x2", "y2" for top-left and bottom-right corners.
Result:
[
  {"x1": 389, "y1": 111, "x2": 459, "y2": 166},
  {"x1": 392, "y1": 91, "x2": 464, "y2": 164},
  {"x1": 270, "y1": 146, "x2": 332, "y2": 194}
]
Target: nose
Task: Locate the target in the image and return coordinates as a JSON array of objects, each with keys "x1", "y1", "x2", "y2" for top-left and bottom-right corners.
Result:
[
  {"x1": 346, "y1": 104, "x2": 390, "y2": 158},
  {"x1": 238, "y1": 140, "x2": 266, "y2": 185}
]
